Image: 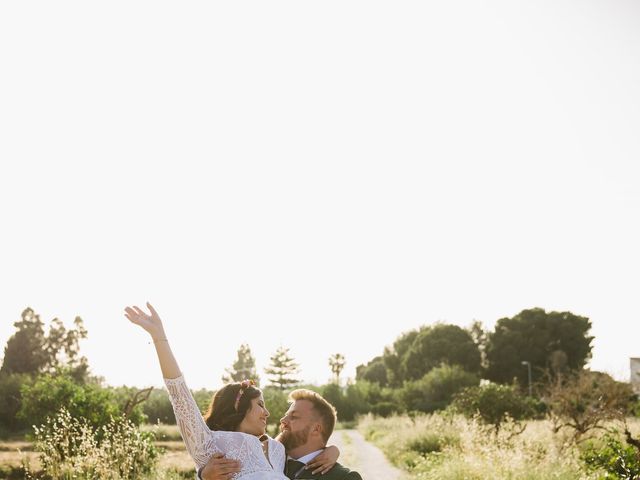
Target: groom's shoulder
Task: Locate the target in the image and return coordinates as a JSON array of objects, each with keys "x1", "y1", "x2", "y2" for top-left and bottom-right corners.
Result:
[{"x1": 326, "y1": 462, "x2": 362, "y2": 480}]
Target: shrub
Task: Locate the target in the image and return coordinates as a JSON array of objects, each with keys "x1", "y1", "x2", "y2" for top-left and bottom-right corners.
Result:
[
  {"x1": 546, "y1": 370, "x2": 635, "y2": 440},
  {"x1": 581, "y1": 433, "x2": 640, "y2": 478},
  {"x1": 358, "y1": 412, "x2": 599, "y2": 480},
  {"x1": 407, "y1": 432, "x2": 457, "y2": 455},
  {"x1": 0, "y1": 372, "x2": 32, "y2": 434},
  {"x1": 342, "y1": 383, "x2": 370, "y2": 421},
  {"x1": 110, "y1": 385, "x2": 149, "y2": 425},
  {"x1": 19, "y1": 372, "x2": 122, "y2": 430},
  {"x1": 371, "y1": 401, "x2": 397, "y2": 417},
  {"x1": 263, "y1": 386, "x2": 289, "y2": 432},
  {"x1": 30, "y1": 408, "x2": 158, "y2": 479},
  {"x1": 400, "y1": 364, "x2": 479, "y2": 413},
  {"x1": 452, "y1": 383, "x2": 536, "y2": 430},
  {"x1": 345, "y1": 380, "x2": 397, "y2": 417},
  {"x1": 192, "y1": 388, "x2": 215, "y2": 415},
  {"x1": 142, "y1": 388, "x2": 176, "y2": 424}
]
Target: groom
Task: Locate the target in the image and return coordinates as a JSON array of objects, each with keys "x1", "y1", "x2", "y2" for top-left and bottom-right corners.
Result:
[{"x1": 199, "y1": 388, "x2": 362, "y2": 480}]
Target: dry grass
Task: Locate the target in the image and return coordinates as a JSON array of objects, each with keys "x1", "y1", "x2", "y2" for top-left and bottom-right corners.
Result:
[
  {"x1": 0, "y1": 424, "x2": 195, "y2": 479},
  {"x1": 0, "y1": 449, "x2": 40, "y2": 468},
  {"x1": 141, "y1": 423, "x2": 183, "y2": 442},
  {"x1": 357, "y1": 413, "x2": 639, "y2": 480}
]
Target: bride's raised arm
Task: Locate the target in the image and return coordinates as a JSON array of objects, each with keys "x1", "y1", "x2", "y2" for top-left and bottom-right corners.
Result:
[
  {"x1": 125, "y1": 303, "x2": 216, "y2": 467},
  {"x1": 125, "y1": 302, "x2": 181, "y2": 379}
]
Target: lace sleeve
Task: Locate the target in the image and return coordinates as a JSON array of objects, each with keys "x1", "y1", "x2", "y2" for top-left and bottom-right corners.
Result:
[
  {"x1": 164, "y1": 375, "x2": 213, "y2": 466},
  {"x1": 164, "y1": 376, "x2": 276, "y2": 474}
]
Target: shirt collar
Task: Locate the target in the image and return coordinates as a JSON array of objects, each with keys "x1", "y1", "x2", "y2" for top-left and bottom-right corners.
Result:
[{"x1": 288, "y1": 449, "x2": 324, "y2": 465}]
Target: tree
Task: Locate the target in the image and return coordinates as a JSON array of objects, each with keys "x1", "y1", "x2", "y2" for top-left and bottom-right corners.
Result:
[
  {"x1": 222, "y1": 344, "x2": 260, "y2": 386},
  {"x1": 1, "y1": 308, "x2": 89, "y2": 381},
  {"x1": 44, "y1": 315, "x2": 89, "y2": 381},
  {"x1": 142, "y1": 389, "x2": 176, "y2": 425},
  {"x1": 485, "y1": 308, "x2": 594, "y2": 385},
  {"x1": 0, "y1": 373, "x2": 32, "y2": 432},
  {"x1": 358, "y1": 324, "x2": 481, "y2": 388},
  {"x1": 328, "y1": 353, "x2": 346, "y2": 385},
  {"x1": 262, "y1": 387, "x2": 289, "y2": 433},
  {"x1": 545, "y1": 370, "x2": 634, "y2": 441},
  {"x1": 399, "y1": 364, "x2": 479, "y2": 413},
  {"x1": 452, "y1": 383, "x2": 538, "y2": 432},
  {"x1": 383, "y1": 328, "x2": 423, "y2": 386},
  {"x1": 401, "y1": 324, "x2": 482, "y2": 380},
  {"x1": 356, "y1": 356, "x2": 388, "y2": 386},
  {"x1": 469, "y1": 320, "x2": 489, "y2": 370},
  {"x1": 357, "y1": 326, "x2": 428, "y2": 387},
  {"x1": 0, "y1": 308, "x2": 48, "y2": 375},
  {"x1": 19, "y1": 371, "x2": 123, "y2": 429},
  {"x1": 264, "y1": 346, "x2": 300, "y2": 390}
]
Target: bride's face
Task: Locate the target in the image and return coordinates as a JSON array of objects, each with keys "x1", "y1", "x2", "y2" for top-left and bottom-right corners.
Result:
[{"x1": 238, "y1": 394, "x2": 270, "y2": 436}]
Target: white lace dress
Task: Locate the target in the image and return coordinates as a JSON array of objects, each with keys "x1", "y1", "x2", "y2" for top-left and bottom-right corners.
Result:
[{"x1": 165, "y1": 375, "x2": 287, "y2": 480}]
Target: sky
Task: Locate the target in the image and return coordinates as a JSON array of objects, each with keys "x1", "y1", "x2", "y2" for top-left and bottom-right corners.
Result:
[{"x1": 1, "y1": 1, "x2": 639, "y2": 389}]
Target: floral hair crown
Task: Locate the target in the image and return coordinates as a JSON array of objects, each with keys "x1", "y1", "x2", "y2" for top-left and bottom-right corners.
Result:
[{"x1": 234, "y1": 379, "x2": 256, "y2": 412}]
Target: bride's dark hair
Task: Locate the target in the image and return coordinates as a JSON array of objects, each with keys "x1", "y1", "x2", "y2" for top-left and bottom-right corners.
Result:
[{"x1": 204, "y1": 382, "x2": 262, "y2": 432}]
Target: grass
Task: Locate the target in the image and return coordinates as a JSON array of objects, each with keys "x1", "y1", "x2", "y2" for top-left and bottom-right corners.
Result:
[
  {"x1": 0, "y1": 423, "x2": 195, "y2": 480},
  {"x1": 357, "y1": 413, "x2": 640, "y2": 480},
  {"x1": 337, "y1": 431, "x2": 360, "y2": 470},
  {"x1": 141, "y1": 424, "x2": 183, "y2": 442},
  {"x1": 0, "y1": 421, "x2": 354, "y2": 478}
]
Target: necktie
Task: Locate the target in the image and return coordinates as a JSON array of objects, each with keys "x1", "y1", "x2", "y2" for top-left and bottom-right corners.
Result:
[{"x1": 286, "y1": 459, "x2": 306, "y2": 479}]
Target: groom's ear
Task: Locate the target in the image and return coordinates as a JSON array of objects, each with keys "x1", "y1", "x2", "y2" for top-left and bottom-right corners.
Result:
[{"x1": 312, "y1": 421, "x2": 324, "y2": 437}]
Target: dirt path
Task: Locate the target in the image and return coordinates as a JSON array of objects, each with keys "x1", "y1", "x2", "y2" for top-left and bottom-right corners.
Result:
[{"x1": 328, "y1": 429, "x2": 405, "y2": 480}]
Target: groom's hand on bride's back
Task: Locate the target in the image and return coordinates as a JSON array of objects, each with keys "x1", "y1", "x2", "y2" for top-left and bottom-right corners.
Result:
[{"x1": 198, "y1": 453, "x2": 241, "y2": 480}]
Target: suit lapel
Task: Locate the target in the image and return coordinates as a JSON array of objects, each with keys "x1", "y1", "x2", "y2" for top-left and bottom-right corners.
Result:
[{"x1": 295, "y1": 471, "x2": 319, "y2": 480}]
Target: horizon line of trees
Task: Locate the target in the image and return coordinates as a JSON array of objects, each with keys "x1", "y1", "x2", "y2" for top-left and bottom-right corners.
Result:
[
  {"x1": 1, "y1": 305, "x2": 633, "y2": 439},
  {"x1": 355, "y1": 307, "x2": 594, "y2": 388}
]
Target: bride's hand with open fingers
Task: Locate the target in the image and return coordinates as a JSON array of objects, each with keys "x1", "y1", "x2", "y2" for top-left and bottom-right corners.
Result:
[
  {"x1": 306, "y1": 445, "x2": 339, "y2": 475},
  {"x1": 124, "y1": 302, "x2": 166, "y2": 340}
]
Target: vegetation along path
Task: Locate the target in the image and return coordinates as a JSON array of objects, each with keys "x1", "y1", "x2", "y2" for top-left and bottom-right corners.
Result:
[{"x1": 329, "y1": 429, "x2": 405, "y2": 480}]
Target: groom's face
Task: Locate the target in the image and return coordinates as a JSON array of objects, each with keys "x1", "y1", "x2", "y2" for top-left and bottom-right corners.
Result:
[{"x1": 279, "y1": 399, "x2": 317, "y2": 450}]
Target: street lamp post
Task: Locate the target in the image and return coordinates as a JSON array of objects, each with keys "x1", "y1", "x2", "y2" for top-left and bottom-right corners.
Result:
[{"x1": 521, "y1": 361, "x2": 532, "y2": 397}]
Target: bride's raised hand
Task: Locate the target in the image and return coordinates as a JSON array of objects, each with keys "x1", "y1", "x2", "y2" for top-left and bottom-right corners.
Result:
[{"x1": 124, "y1": 302, "x2": 166, "y2": 340}]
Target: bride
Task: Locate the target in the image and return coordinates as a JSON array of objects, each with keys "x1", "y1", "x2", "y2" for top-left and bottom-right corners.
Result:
[{"x1": 125, "y1": 303, "x2": 338, "y2": 479}]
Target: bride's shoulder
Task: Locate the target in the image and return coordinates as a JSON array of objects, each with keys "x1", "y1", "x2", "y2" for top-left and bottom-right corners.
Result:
[{"x1": 267, "y1": 436, "x2": 285, "y2": 450}]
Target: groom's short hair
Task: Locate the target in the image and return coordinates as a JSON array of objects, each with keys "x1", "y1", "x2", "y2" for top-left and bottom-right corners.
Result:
[{"x1": 288, "y1": 389, "x2": 337, "y2": 443}]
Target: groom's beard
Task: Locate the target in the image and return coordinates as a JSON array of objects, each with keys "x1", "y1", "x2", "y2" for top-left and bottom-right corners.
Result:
[{"x1": 280, "y1": 425, "x2": 311, "y2": 451}]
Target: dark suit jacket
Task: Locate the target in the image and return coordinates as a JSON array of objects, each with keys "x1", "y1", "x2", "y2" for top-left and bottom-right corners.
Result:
[{"x1": 296, "y1": 462, "x2": 363, "y2": 480}]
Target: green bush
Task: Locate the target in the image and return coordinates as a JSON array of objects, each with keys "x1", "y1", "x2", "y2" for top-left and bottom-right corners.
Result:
[
  {"x1": 0, "y1": 372, "x2": 32, "y2": 434},
  {"x1": 407, "y1": 432, "x2": 457, "y2": 455},
  {"x1": 192, "y1": 388, "x2": 215, "y2": 415},
  {"x1": 344, "y1": 382, "x2": 372, "y2": 420},
  {"x1": 350, "y1": 380, "x2": 397, "y2": 417},
  {"x1": 110, "y1": 385, "x2": 149, "y2": 425},
  {"x1": 581, "y1": 433, "x2": 640, "y2": 478},
  {"x1": 371, "y1": 401, "x2": 398, "y2": 417},
  {"x1": 142, "y1": 388, "x2": 176, "y2": 424},
  {"x1": 19, "y1": 372, "x2": 122, "y2": 430},
  {"x1": 263, "y1": 386, "x2": 289, "y2": 431},
  {"x1": 30, "y1": 408, "x2": 158, "y2": 479},
  {"x1": 452, "y1": 383, "x2": 535, "y2": 430},
  {"x1": 399, "y1": 364, "x2": 479, "y2": 413},
  {"x1": 320, "y1": 383, "x2": 345, "y2": 418}
]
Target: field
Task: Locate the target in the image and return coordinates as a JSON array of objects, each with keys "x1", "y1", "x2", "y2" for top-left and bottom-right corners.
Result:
[
  {"x1": 358, "y1": 413, "x2": 640, "y2": 480},
  {"x1": 0, "y1": 425, "x2": 195, "y2": 480},
  {"x1": 3, "y1": 417, "x2": 639, "y2": 479}
]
